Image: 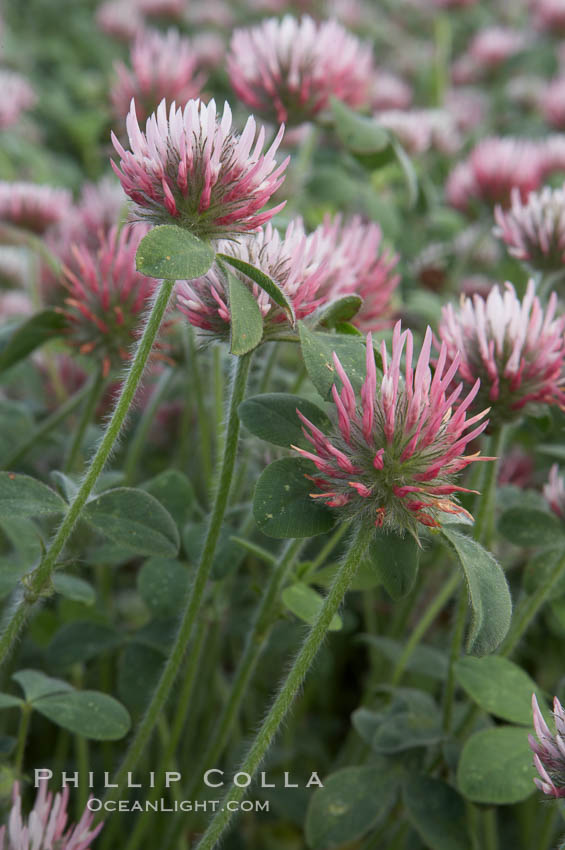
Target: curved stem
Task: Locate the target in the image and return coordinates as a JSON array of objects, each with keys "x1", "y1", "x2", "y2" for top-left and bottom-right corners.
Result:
[
  {"x1": 391, "y1": 571, "x2": 460, "y2": 686},
  {"x1": 98, "y1": 351, "x2": 252, "y2": 818},
  {"x1": 123, "y1": 367, "x2": 172, "y2": 484},
  {"x1": 194, "y1": 521, "x2": 374, "y2": 850},
  {"x1": 63, "y1": 369, "x2": 106, "y2": 473},
  {"x1": 2, "y1": 377, "x2": 95, "y2": 470},
  {"x1": 186, "y1": 538, "x2": 304, "y2": 801},
  {"x1": 0, "y1": 279, "x2": 175, "y2": 667}
]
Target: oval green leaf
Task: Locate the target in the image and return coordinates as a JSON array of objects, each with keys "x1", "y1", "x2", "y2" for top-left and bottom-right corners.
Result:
[
  {"x1": 305, "y1": 764, "x2": 397, "y2": 849},
  {"x1": 498, "y1": 507, "x2": 565, "y2": 549},
  {"x1": 217, "y1": 254, "x2": 296, "y2": 326},
  {"x1": 403, "y1": 776, "x2": 471, "y2": 850},
  {"x1": 282, "y1": 582, "x2": 342, "y2": 631},
  {"x1": 34, "y1": 690, "x2": 131, "y2": 740},
  {"x1": 0, "y1": 472, "x2": 66, "y2": 518},
  {"x1": 440, "y1": 528, "x2": 512, "y2": 655},
  {"x1": 83, "y1": 487, "x2": 179, "y2": 557},
  {"x1": 315, "y1": 295, "x2": 363, "y2": 330},
  {"x1": 12, "y1": 669, "x2": 72, "y2": 703},
  {"x1": 454, "y1": 655, "x2": 543, "y2": 725},
  {"x1": 253, "y1": 457, "x2": 336, "y2": 538},
  {"x1": 46, "y1": 622, "x2": 121, "y2": 668},
  {"x1": 135, "y1": 225, "x2": 215, "y2": 280},
  {"x1": 227, "y1": 269, "x2": 264, "y2": 355},
  {"x1": 137, "y1": 557, "x2": 190, "y2": 617},
  {"x1": 0, "y1": 310, "x2": 67, "y2": 374},
  {"x1": 298, "y1": 322, "x2": 369, "y2": 400},
  {"x1": 52, "y1": 574, "x2": 96, "y2": 605},
  {"x1": 457, "y1": 726, "x2": 535, "y2": 804},
  {"x1": 239, "y1": 393, "x2": 330, "y2": 449}
]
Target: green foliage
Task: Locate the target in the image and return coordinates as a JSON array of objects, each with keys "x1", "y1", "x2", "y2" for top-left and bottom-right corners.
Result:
[
  {"x1": 137, "y1": 558, "x2": 190, "y2": 617},
  {"x1": 0, "y1": 311, "x2": 67, "y2": 374},
  {"x1": 227, "y1": 269, "x2": 264, "y2": 355},
  {"x1": 298, "y1": 322, "x2": 369, "y2": 400},
  {"x1": 365, "y1": 528, "x2": 420, "y2": 599},
  {"x1": 253, "y1": 457, "x2": 336, "y2": 538},
  {"x1": 217, "y1": 254, "x2": 296, "y2": 326},
  {"x1": 454, "y1": 656, "x2": 543, "y2": 725},
  {"x1": 498, "y1": 507, "x2": 565, "y2": 548},
  {"x1": 440, "y1": 528, "x2": 512, "y2": 655},
  {"x1": 457, "y1": 726, "x2": 535, "y2": 804},
  {"x1": 403, "y1": 776, "x2": 471, "y2": 850},
  {"x1": 135, "y1": 225, "x2": 215, "y2": 280},
  {"x1": 282, "y1": 582, "x2": 342, "y2": 631},
  {"x1": 239, "y1": 393, "x2": 330, "y2": 449}
]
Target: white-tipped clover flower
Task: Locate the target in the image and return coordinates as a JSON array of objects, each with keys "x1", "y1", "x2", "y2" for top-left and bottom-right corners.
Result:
[{"x1": 530, "y1": 694, "x2": 565, "y2": 798}]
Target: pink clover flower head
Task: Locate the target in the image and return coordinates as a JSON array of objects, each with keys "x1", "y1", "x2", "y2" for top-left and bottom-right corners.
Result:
[
  {"x1": 468, "y1": 27, "x2": 529, "y2": 69},
  {"x1": 530, "y1": 694, "x2": 565, "y2": 798},
  {"x1": 315, "y1": 214, "x2": 400, "y2": 333},
  {"x1": 136, "y1": 0, "x2": 185, "y2": 18},
  {"x1": 0, "y1": 182, "x2": 72, "y2": 235},
  {"x1": 371, "y1": 70, "x2": 413, "y2": 112},
  {"x1": 58, "y1": 224, "x2": 158, "y2": 375},
  {"x1": 227, "y1": 15, "x2": 373, "y2": 126},
  {"x1": 96, "y1": 0, "x2": 144, "y2": 41},
  {"x1": 111, "y1": 28, "x2": 205, "y2": 123},
  {"x1": 531, "y1": 0, "x2": 565, "y2": 34},
  {"x1": 176, "y1": 217, "x2": 327, "y2": 339},
  {"x1": 439, "y1": 280, "x2": 565, "y2": 425},
  {"x1": 446, "y1": 138, "x2": 545, "y2": 211},
  {"x1": 543, "y1": 464, "x2": 565, "y2": 518},
  {"x1": 0, "y1": 780, "x2": 103, "y2": 850},
  {"x1": 374, "y1": 109, "x2": 461, "y2": 155},
  {"x1": 111, "y1": 98, "x2": 288, "y2": 239},
  {"x1": 431, "y1": 0, "x2": 478, "y2": 6},
  {"x1": 494, "y1": 185, "x2": 565, "y2": 273},
  {"x1": 0, "y1": 70, "x2": 36, "y2": 129},
  {"x1": 294, "y1": 322, "x2": 490, "y2": 539}
]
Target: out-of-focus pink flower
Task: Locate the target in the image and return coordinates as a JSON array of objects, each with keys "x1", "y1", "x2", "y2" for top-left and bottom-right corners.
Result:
[
  {"x1": 191, "y1": 32, "x2": 225, "y2": 70},
  {"x1": 530, "y1": 694, "x2": 565, "y2": 798},
  {"x1": 294, "y1": 322, "x2": 490, "y2": 538},
  {"x1": 186, "y1": 0, "x2": 234, "y2": 28},
  {"x1": 543, "y1": 464, "x2": 565, "y2": 517},
  {"x1": 497, "y1": 447, "x2": 534, "y2": 487},
  {"x1": 452, "y1": 28, "x2": 528, "y2": 84},
  {"x1": 531, "y1": 0, "x2": 565, "y2": 34},
  {"x1": 446, "y1": 138, "x2": 546, "y2": 211},
  {"x1": 0, "y1": 780, "x2": 103, "y2": 850},
  {"x1": 371, "y1": 71, "x2": 413, "y2": 111},
  {"x1": 541, "y1": 134, "x2": 565, "y2": 175},
  {"x1": 111, "y1": 28, "x2": 205, "y2": 123},
  {"x1": 96, "y1": 0, "x2": 144, "y2": 41},
  {"x1": 227, "y1": 15, "x2": 373, "y2": 126},
  {"x1": 432, "y1": 0, "x2": 478, "y2": 6},
  {"x1": 439, "y1": 280, "x2": 565, "y2": 424},
  {"x1": 0, "y1": 182, "x2": 72, "y2": 234},
  {"x1": 0, "y1": 70, "x2": 36, "y2": 129},
  {"x1": 374, "y1": 109, "x2": 461, "y2": 155},
  {"x1": 136, "y1": 0, "x2": 184, "y2": 18},
  {"x1": 176, "y1": 218, "x2": 327, "y2": 338},
  {"x1": 541, "y1": 77, "x2": 565, "y2": 129},
  {"x1": 316, "y1": 214, "x2": 400, "y2": 332},
  {"x1": 0, "y1": 291, "x2": 33, "y2": 320},
  {"x1": 445, "y1": 87, "x2": 487, "y2": 132},
  {"x1": 494, "y1": 186, "x2": 565, "y2": 273},
  {"x1": 58, "y1": 225, "x2": 158, "y2": 375},
  {"x1": 506, "y1": 75, "x2": 545, "y2": 110},
  {"x1": 459, "y1": 275, "x2": 496, "y2": 299},
  {"x1": 111, "y1": 98, "x2": 288, "y2": 239}
]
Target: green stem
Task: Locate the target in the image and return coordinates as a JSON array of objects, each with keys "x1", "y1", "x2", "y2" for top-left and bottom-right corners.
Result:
[
  {"x1": 194, "y1": 522, "x2": 374, "y2": 850},
  {"x1": 124, "y1": 367, "x2": 172, "y2": 484},
  {"x1": 213, "y1": 345, "x2": 225, "y2": 461},
  {"x1": 186, "y1": 538, "x2": 304, "y2": 801},
  {"x1": 119, "y1": 617, "x2": 208, "y2": 850},
  {"x1": 0, "y1": 278, "x2": 175, "y2": 667},
  {"x1": 537, "y1": 806, "x2": 558, "y2": 850},
  {"x1": 391, "y1": 571, "x2": 460, "y2": 686},
  {"x1": 442, "y1": 586, "x2": 467, "y2": 734},
  {"x1": 257, "y1": 343, "x2": 278, "y2": 395},
  {"x1": 2, "y1": 377, "x2": 95, "y2": 470},
  {"x1": 99, "y1": 351, "x2": 252, "y2": 818},
  {"x1": 186, "y1": 324, "x2": 213, "y2": 493},
  {"x1": 473, "y1": 429, "x2": 505, "y2": 547},
  {"x1": 433, "y1": 14, "x2": 451, "y2": 107},
  {"x1": 483, "y1": 808, "x2": 499, "y2": 850},
  {"x1": 14, "y1": 703, "x2": 31, "y2": 776},
  {"x1": 500, "y1": 552, "x2": 565, "y2": 657},
  {"x1": 63, "y1": 369, "x2": 106, "y2": 473}
]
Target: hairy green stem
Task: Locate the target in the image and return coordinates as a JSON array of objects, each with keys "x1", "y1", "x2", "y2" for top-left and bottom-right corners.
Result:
[
  {"x1": 2, "y1": 377, "x2": 95, "y2": 470},
  {"x1": 194, "y1": 522, "x2": 374, "y2": 850},
  {"x1": 63, "y1": 369, "x2": 106, "y2": 473},
  {"x1": 124, "y1": 367, "x2": 172, "y2": 484},
  {"x1": 442, "y1": 587, "x2": 467, "y2": 734},
  {"x1": 98, "y1": 351, "x2": 252, "y2": 818},
  {"x1": 0, "y1": 278, "x2": 175, "y2": 667},
  {"x1": 185, "y1": 324, "x2": 213, "y2": 493},
  {"x1": 186, "y1": 538, "x2": 304, "y2": 801}
]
